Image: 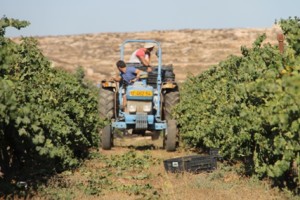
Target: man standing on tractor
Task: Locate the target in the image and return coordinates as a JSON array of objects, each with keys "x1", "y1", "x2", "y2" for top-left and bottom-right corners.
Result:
[{"x1": 129, "y1": 43, "x2": 155, "y2": 72}]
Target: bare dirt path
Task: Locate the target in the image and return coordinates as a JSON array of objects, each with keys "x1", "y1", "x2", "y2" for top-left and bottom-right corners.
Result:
[
  {"x1": 94, "y1": 137, "x2": 285, "y2": 200},
  {"x1": 33, "y1": 135, "x2": 290, "y2": 199}
]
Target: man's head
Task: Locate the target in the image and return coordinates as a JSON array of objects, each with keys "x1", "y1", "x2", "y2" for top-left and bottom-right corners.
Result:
[
  {"x1": 144, "y1": 43, "x2": 155, "y2": 52},
  {"x1": 116, "y1": 60, "x2": 126, "y2": 69}
]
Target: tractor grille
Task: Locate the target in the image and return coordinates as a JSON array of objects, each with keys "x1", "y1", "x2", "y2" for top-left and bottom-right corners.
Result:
[{"x1": 135, "y1": 113, "x2": 148, "y2": 129}]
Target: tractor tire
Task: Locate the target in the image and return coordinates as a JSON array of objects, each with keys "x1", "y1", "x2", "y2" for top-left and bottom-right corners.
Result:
[
  {"x1": 101, "y1": 125, "x2": 113, "y2": 150},
  {"x1": 165, "y1": 120, "x2": 177, "y2": 152},
  {"x1": 164, "y1": 89, "x2": 180, "y2": 120},
  {"x1": 99, "y1": 87, "x2": 114, "y2": 119}
]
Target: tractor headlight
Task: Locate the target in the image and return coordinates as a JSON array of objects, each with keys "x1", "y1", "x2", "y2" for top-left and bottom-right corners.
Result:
[
  {"x1": 143, "y1": 104, "x2": 151, "y2": 113},
  {"x1": 129, "y1": 105, "x2": 136, "y2": 113}
]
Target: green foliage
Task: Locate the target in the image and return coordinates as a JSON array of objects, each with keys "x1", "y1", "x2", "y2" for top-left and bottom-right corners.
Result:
[
  {"x1": 279, "y1": 16, "x2": 300, "y2": 56},
  {"x1": 0, "y1": 17, "x2": 104, "y2": 184},
  {"x1": 0, "y1": 16, "x2": 30, "y2": 36},
  {"x1": 174, "y1": 17, "x2": 300, "y2": 191},
  {"x1": 105, "y1": 150, "x2": 159, "y2": 172},
  {"x1": 37, "y1": 151, "x2": 161, "y2": 199}
]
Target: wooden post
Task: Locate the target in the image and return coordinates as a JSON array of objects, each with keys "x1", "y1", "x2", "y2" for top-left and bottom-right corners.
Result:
[{"x1": 277, "y1": 33, "x2": 284, "y2": 54}]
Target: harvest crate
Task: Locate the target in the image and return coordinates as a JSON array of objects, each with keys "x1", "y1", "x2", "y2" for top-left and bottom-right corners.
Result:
[
  {"x1": 163, "y1": 155, "x2": 217, "y2": 173},
  {"x1": 209, "y1": 148, "x2": 222, "y2": 159}
]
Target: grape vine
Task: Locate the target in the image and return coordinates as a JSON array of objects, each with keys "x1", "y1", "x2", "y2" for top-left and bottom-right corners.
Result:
[
  {"x1": 174, "y1": 17, "x2": 300, "y2": 191},
  {"x1": 0, "y1": 17, "x2": 104, "y2": 182}
]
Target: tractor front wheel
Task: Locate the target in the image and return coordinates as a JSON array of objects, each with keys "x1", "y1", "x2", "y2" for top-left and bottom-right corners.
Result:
[
  {"x1": 165, "y1": 120, "x2": 177, "y2": 152},
  {"x1": 102, "y1": 125, "x2": 113, "y2": 150}
]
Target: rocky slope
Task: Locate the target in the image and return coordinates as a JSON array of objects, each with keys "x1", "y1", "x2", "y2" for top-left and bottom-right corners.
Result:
[{"x1": 33, "y1": 26, "x2": 281, "y2": 83}]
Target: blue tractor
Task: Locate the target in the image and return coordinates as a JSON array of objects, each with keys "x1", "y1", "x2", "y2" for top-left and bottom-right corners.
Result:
[{"x1": 99, "y1": 40, "x2": 179, "y2": 151}]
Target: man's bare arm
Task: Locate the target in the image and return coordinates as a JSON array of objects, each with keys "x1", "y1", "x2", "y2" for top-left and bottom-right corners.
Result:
[
  {"x1": 138, "y1": 56, "x2": 150, "y2": 66},
  {"x1": 111, "y1": 75, "x2": 121, "y2": 82},
  {"x1": 138, "y1": 56, "x2": 152, "y2": 72}
]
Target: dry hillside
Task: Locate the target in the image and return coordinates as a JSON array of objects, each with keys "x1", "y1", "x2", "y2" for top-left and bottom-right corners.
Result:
[{"x1": 33, "y1": 26, "x2": 281, "y2": 83}]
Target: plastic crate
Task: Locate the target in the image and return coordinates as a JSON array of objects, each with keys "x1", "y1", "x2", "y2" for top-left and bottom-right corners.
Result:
[
  {"x1": 163, "y1": 155, "x2": 217, "y2": 173},
  {"x1": 209, "y1": 148, "x2": 222, "y2": 159}
]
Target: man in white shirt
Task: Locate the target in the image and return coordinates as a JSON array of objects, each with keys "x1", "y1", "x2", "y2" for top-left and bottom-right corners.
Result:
[{"x1": 129, "y1": 43, "x2": 155, "y2": 72}]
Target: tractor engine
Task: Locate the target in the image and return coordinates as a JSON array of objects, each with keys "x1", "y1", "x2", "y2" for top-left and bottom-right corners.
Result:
[
  {"x1": 126, "y1": 82, "x2": 154, "y2": 114},
  {"x1": 124, "y1": 82, "x2": 156, "y2": 129}
]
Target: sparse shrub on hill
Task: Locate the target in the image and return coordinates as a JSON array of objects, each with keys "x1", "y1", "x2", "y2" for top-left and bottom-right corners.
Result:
[{"x1": 174, "y1": 17, "x2": 300, "y2": 192}]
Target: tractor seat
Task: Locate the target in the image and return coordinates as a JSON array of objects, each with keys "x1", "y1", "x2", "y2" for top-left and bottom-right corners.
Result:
[{"x1": 140, "y1": 71, "x2": 148, "y2": 79}]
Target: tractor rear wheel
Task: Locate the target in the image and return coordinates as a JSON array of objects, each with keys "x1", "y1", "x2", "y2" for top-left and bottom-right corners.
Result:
[
  {"x1": 164, "y1": 89, "x2": 179, "y2": 120},
  {"x1": 102, "y1": 125, "x2": 113, "y2": 150},
  {"x1": 165, "y1": 120, "x2": 177, "y2": 152},
  {"x1": 99, "y1": 87, "x2": 115, "y2": 119}
]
